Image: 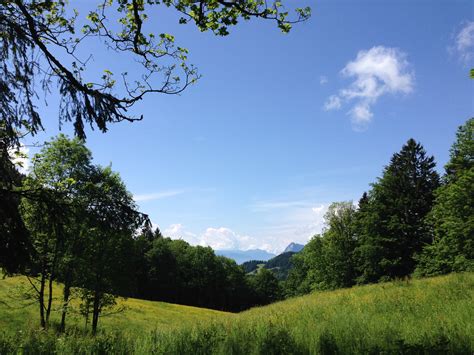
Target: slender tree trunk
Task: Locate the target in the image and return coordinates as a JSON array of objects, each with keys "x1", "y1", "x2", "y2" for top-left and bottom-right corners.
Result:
[
  {"x1": 91, "y1": 290, "x2": 101, "y2": 335},
  {"x1": 39, "y1": 273, "x2": 46, "y2": 329},
  {"x1": 59, "y1": 278, "x2": 71, "y2": 332},
  {"x1": 46, "y1": 221, "x2": 62, "y2": 325},
  {"x1": 45, "y1": 272, "x2": 54, "y2": 324}
]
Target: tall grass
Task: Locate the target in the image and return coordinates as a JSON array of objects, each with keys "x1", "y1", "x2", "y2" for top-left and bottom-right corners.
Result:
[{"x1": 0, "y1": 273, "x2": 472, "y2": 354}]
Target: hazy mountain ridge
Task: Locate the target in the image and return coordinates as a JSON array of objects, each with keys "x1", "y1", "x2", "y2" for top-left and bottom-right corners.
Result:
[{"x1": 215, "y1": 249, "x2": 276, "y2": 264}]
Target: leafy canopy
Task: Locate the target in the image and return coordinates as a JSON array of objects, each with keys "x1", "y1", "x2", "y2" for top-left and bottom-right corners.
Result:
[{"x1": 0, "y1": 0, "x2": 310, "y2": 145}]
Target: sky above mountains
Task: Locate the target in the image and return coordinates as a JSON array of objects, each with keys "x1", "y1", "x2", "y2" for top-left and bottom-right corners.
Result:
[{"x1": 20, "y1": 0, "x2": 473, "y2": 254}]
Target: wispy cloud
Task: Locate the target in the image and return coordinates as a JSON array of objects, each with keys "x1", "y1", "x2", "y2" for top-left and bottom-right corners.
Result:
[
  {"x1": 320, "y1": 76, "x2": 328, "y2": 85},
  {"x1": 134, "y1": 189, "x2": 185, "y2": 202},
  {"x1": 451, "y1": 21, "x2": 474, "y2": 64},
  {"x1": 250, "y1": 199, "x2": 314, "y2": 212},
  {"x1": 324, "y1": 95, "x2": 342, "y2": 111},
  {"x1": 324, "y1": 46, "x2": 414, "y2": 130}
]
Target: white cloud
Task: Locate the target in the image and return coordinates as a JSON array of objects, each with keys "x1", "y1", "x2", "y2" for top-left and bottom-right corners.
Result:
[
  {"x1": 324, "y1": 95, "x2": 342, "y2": 111},
  {"x1": 453, "y1": 21, "x2": 474, "y2": 64},
  {"x1": 160, "y1": 200, "x2": 329, "y2": 254},
  {"x1": 8, "y1": 143, "x2": 30, "y2": 174},
  {"x1": 320, "y1": 76, "x2": 328, "y2": 85},
  {"x1": 134, "y1": 189, "x2": 185, "y2": 202},
  {"x1": 162, "y1": 224, "x2": 261, "y2": 251},
  {"x1": 350, "y1": 102, "x2": 373, "y2": 125},
  {"x1": 324, "y1": 46, "x2": 414, "y2": 130},
  {"x1": 163, "y1": 223, "x2": 200, "y2": 245},
  {"x1": 200, "y1": 227, "x2": 257, "y2": 250}
]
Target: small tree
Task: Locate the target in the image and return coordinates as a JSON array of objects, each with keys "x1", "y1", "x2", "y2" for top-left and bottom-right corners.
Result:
[
  {"x1": 319, "y1": 202, "x2": 358, "y2": 289},
  {"x1": 20, "y1": 134, "x2": 93, "y2": 329},
  {"x1": 285, "y1": 202, "x2": 357, "y2": 294},
  {"x1": 78, "y1": 165, "x2": 147, "y2": 334}
]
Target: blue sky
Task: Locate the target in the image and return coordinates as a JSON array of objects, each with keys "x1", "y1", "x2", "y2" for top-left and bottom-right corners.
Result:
[{"x1": 19, "y1": 0, "x2": 473, "y2": 253}]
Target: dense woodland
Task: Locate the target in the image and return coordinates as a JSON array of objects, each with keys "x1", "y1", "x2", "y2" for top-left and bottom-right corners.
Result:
[{"x1": 0, "y1": 118, "x2": 472, "y2": 334}]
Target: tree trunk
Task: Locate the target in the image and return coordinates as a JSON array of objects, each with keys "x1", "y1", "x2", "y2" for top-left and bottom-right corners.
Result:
[
  {"x1": 45, "y1": 272, "x2": 54, "y2": 325},
  {"x1": 59, "y1": 279, "x2": 71, "y2": 332},
  {"x1": 46, "y1": 221, "x2": 62, "y2": 325},
  {"x1": 39, "y1": 273, "x2": 46, "y2": 329},
  {"x1": 91, "y1": 291, "x2": 101, "y2": 335}
]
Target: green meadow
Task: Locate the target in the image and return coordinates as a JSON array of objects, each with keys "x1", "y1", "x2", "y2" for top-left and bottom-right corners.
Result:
[
  {"x1": 1, "y1": 272, "x2": 472, "y2": 354},
  {"x1": 0, "y1": 275, "x2": 231, "y2": 334}
]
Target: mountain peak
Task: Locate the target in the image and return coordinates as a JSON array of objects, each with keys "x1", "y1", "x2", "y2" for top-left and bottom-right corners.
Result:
[{"x1": 283, "y1": 242, "x2": 304, "y2": 253}]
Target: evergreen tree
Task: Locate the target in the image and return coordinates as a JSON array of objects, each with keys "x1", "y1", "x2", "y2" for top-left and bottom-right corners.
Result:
[
  {"x1": 416, "y1": 118, "x2": 474, "y2": 275},
  {"x1": 355, "y1": 139, "x2": 440, "y2": 283}
]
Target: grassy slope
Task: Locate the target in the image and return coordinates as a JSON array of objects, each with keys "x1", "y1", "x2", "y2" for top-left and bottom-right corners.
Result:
[
  {"x1": 234, "y1": 272, "x2": 474, "y2": 352},
  {"x1": 0, "y1": 272, "x2": 473, "y2": 353},
  {"x1": 0, "y1": 275, "x2": 232, "y2": 334}
]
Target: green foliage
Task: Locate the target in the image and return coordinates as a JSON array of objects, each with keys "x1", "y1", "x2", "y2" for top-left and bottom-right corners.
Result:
[
  {"x1": 416, "y1": 118, "x2": 474, "y2": 276},
  {"x1": 445, "y1": 117, "x2": 474, "y2": 181},
  {"x1": 132, "y1": 234, "x2": 264, "y2": 311},
  {"x1": 19, "y1": 134, "x2": 95, "y2": 329},
  {"x1": 248, "y1": 268, "x2": 282, "y2": 305},
  {"x1": 0, "y1": 0, "x2": 310, "y2": 142},
  {"x1": 286, "y1": 202, "x2": 358, "y2": 294},
  {"x1": 354, "y1": 139, "x2": 440, "y2": 283},
  {"x1": 17, "y1": 135, "x2": 148, "y2": 332}
]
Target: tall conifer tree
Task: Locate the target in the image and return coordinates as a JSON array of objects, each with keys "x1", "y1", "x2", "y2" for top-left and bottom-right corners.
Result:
[
  {"x1": 355, "y1": 139, "x2": 440, "y2": 282},
  {"x1": 416, "y1": 118, "x2": 474, "y2": 275}
]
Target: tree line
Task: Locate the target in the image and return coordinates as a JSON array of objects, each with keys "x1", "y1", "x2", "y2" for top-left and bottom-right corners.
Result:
[
  {"x1": 0, "y1": 135, "x2": 281, "y2": 333},
  {"x1": 285, "y1": 118, "x2": 473, "y2": 296}
]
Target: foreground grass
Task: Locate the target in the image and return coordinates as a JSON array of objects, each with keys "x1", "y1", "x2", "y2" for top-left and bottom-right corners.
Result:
[
  {"x1": 0, "y1": 273, "x2": 473, "y2": 354},
  {"x1": 0, "y1": 275, "x2": 231, "y2": 334}
]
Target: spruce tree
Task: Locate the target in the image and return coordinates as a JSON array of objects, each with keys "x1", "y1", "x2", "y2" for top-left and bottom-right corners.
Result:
[
  {"x1": 355, "y1": 139, "x2": 440, "y2": 282},
  {"x1": 416, "y1": 118, "x2": 474, "y2": 275}
]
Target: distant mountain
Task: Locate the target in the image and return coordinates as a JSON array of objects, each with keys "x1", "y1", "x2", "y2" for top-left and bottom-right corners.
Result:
[
  {"x1": 283, "y1": 242, "x2": 304, "y2": 253},
  {"x1": 215, "y1": 249, "x2": 276, "y2": 264}
]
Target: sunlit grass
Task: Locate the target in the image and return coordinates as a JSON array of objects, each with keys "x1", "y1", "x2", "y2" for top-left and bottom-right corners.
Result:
[
  {"x1": 0, "y1": 274, "x2": 231, "y2": 335},
  {"x1": 1, "y1": 272, "x2": 472, "y2": 353}
]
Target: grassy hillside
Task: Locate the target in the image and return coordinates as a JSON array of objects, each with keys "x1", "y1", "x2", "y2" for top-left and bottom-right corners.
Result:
[
  {"x1": 0, "y1": 275, "x2": 232, "y2": 334},
  {"x1": 0, "y1": 273, "x2": 473, "y2": 353}
]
